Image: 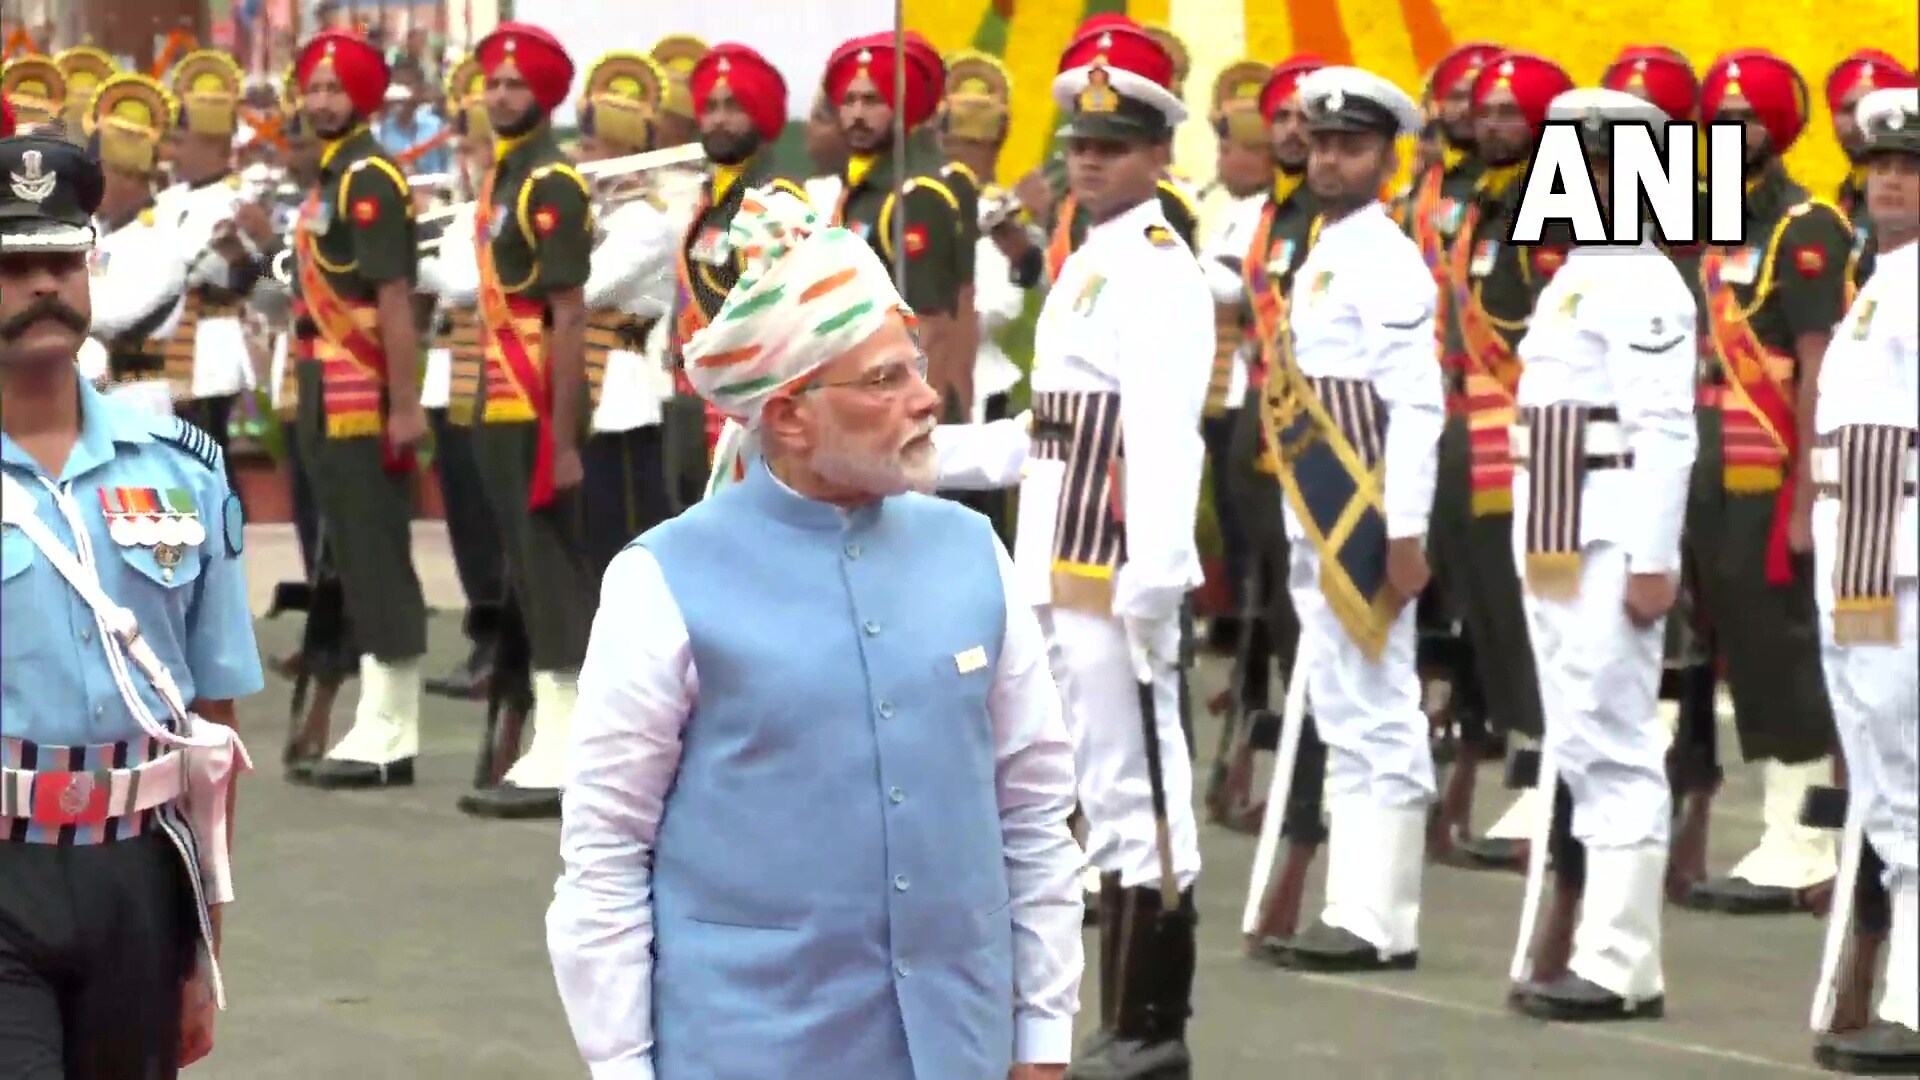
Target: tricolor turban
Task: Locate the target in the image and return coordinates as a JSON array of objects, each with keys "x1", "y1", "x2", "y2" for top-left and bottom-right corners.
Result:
[{"x1": 685, "y1": 185, "x2": 914, "y2": 421}]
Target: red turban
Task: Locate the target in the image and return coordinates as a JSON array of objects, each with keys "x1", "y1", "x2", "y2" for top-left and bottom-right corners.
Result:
[
  {"x1": 1260, "y1": 54, "x2": 1325, "y2": 122},
  {"x1": 0, "y1": 93, "x2": 13, "y2": 139},
  {"x1": 691, "y1": 43, "x2": 788, "y2": 143},
  {"x1": 1471, "y1": 52, "x2": 1574, "y2": 134},
  {"x1": 1603, "y1": 46, "x2": 1700, "y2": 121},
  {"x1": 1429, "y1": 41, "x2": 1502, "y2": 100},
  {"x1": 823, "y1": 32, "x2": 943, "y2": 130},
  {"x1": 294, "y1": 31, "x2": 390, "y2": 117},
  {"x1": 476, "y1": 22, "x2": 576, "y2": 112},
  {"x1": 1701, "y1": 50, "x2": 1809, "y2": 152},
  {"x1": 1825, "y1": 49, "x2": 1917, "y2": 111}
]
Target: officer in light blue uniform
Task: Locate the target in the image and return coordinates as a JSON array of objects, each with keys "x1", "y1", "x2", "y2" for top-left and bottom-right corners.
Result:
[{"x1": 0, "y1": 133, "x2": 263, "y2": 1077}]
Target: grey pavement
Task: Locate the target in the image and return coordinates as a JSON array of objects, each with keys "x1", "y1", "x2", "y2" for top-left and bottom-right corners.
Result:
[{"x1": 204, "y1": 524, "x2": 1837, "y2": 1079}]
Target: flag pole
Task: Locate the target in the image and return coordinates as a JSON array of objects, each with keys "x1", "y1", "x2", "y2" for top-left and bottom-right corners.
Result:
[{"x1": 890, "y1": 0, "x2": 906, "y2": 296}]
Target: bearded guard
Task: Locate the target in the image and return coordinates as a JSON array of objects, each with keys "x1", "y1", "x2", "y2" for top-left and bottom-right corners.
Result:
[
  {"x1": 456, "y1": 24, "x2": 598, "y2": 822},
  {"x1": 279, "y1": 32, "x2": 432, "y2": 793},
  {"x1": 1679, "y1": 50, "x2": 1852, "y2": 916}
]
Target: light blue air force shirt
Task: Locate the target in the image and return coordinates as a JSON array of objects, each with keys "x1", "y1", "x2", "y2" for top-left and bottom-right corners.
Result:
[{"x1": 1, "y1": 381, "x2": 264, "y2": 749}]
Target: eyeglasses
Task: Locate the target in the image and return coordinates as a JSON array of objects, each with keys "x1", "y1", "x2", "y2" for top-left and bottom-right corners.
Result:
[{"x1": 800, "y1": 352, "x2": 930, "y2": 397}]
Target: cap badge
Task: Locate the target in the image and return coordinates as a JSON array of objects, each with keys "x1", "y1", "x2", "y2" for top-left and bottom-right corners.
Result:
[
  {"x1": 1858, "y1": 63, "x2": 1876, "y2": 88},
  {"x1": 1582, "y1": 109, "x2": 1604, "y2": 133},
  {"x1": 10, "y1": 149, "x2": 55, "y2": 204},
  {"x1": 1078, "y1": 65, "x2": 1119, "y2": 114},
  {"x1": 1097, "y1": 32, "x2": 1113, "y2": 49},
  {"x1": 717, "y1": 58, "x2": 731, "y2": 73},
  {"x1": 1726, "y1": 61, "x2": 1741, "y2": 79},
  {"x1": 856, "y1": 49, "x2": 872, "y2": 65},
  {"x1": 1326, "y1": 87, "x2": 1345, "y2": 113},
  {"x1": 1633, "y1": 59, "x2": 1647, "y2": 73},
  {"x1": 505, "y1": 38, "x2": 518, "y2": 54},
  {"x1": 1499, "y1": 60, "x2": 1514, "y2": 77}
]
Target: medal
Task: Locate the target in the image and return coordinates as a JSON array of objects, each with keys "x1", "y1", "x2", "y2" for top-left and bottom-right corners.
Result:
[
  {"x1": 109, "y1": 516, "x2": 138, "y2": 546},
  {"x1": 157, "y1": 515, "x2": 183, "y2": 547},
  {"x1": 133, "y1": 516, "x2": 160, "y2": 547},
  {"x1": 180, "y1": 516, "x2": 207, "y2": 547},
  {"x1": 154, "y1": 543, "x2": 182, "y2": 584}
]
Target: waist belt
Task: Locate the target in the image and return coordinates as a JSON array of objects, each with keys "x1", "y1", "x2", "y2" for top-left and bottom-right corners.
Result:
[
  {"x1": 196, "y1": 296, "x2": 244, "y2": 320},
  {"x1": 1509, "y1": 406, "x2": 1631, "y2": 469},
  {"x1": 1819, "y1": 425, "x2": 1918, "y2": 644},
  {"x1": 1812, "y1": 433, "x2": 1919, "y2": 500},
  {"x1": 0, "y1": 740, "x2": 184, "y2": 834}
]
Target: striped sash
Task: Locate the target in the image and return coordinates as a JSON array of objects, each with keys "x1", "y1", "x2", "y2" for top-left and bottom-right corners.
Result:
[
  {"x1": 1030, "y1": 390, "x2": 1126, "y2": 615},
  {"x1": 441, "y1": 308, "x2": 484, "y2": 426},
  {"x1": 1518, "y1": 404, "x2": 1598, "y2": 600},
  {"x1": 1828, "y1": 425, "x2": 1917, "y2": 644}
]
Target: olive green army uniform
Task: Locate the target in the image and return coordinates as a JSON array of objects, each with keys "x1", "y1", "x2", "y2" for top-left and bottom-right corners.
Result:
[
  {"x1": 290, "y1": 127, "x2": 427, "y2": 664},
  {"x1": 1684, "y1": 166, "x2": 1850, "y2": 765},
  {"x1": 1428, "y1": 167, "x2": 1549, "y2": 742},
  {"x1": 474, "y1": 125, "x2": 597, "y2": 675},
  {"x1": 832, "y1": 148, "x2": 967, "y2": 318}
]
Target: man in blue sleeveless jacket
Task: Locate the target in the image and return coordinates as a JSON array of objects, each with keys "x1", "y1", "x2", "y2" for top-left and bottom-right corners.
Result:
[{"x1": 546, "y1": 186, "x2": 1084, "y2": 1080}]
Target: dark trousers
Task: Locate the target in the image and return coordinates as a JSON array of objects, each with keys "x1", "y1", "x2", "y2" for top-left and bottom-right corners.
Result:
[
  {"x1": 582, "y1": 425, "x2": 673, "y2": 586},
  {"x1": 473, "y1": 419, "x2": 597, "y2": 674},
  {"x1": 429, "y1": 408, "x2": 508, "y2": 621},
  {"x1": 1202, "y1": 409, "x2": 1249, "y2": 609},
  {"x1": 0, "y1": 834, "x2": 195, "y2": 1080},
  {"x1": 284, "y1": 414, "x2": 322, "y2": 579}
]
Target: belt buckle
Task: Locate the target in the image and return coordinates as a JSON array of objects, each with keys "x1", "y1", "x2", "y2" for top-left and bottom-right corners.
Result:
[{"x1": 30, "y1": 771, "x2": 111, "y2": 828}]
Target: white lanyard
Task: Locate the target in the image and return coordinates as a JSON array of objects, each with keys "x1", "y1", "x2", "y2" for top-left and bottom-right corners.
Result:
[{"x1": 0, "y1": 470, "x2": 221, "y2": 750}]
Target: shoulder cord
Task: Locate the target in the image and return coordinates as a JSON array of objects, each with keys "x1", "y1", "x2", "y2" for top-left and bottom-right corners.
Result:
[{"x1": 1, "y1": 472, "x2": 223, "y2": 751}]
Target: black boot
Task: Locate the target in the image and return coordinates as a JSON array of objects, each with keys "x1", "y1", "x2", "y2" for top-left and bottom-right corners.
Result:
[
  {"x1": 1815, "y1": 1022, "x2": 1920, "y2": 1074},
  {"x1": 1067, "y1": 886, "x2": 1195, "y2": 1080},
  {"x1": 1075, "y1": 874, "x2": 1124, "y2": 1062}
]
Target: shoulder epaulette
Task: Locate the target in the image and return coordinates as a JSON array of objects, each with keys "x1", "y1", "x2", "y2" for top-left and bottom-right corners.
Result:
[
  {"x1": 1787, "y1": 197, "x2": 1851, "y2": 231},
  {"x1": 769, "y1": 177, "x2": 808, "y2": 203},
  {"x1": 137, "y1": 208, "x2": 155, "y2": 227},
  {"x1": 224, "y1": 174, "x2": 242, "y2": 190},
  {"x1": 157, "y1": 415, "x2": 222, "y2": 473},
  {"x1": 1145, "y1": 223, "x2": 1179, "y2": 249},
  {"x1": 1155, "y1": 177, "x2": 1198, "y2": 218}
]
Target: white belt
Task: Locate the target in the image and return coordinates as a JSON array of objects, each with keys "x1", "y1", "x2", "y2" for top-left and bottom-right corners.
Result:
[
  {"x1": 1811, "y1": 445, "x2": 1920, "y2": 487},
  {"x1": 0, "y1": 749, "x2": 185, "y2": 827},
  {"x1": 1508, "y1": 419, "x2": 1629, "y2": 464}
]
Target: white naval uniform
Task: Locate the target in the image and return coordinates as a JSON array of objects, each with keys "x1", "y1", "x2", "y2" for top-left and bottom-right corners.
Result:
[
  {"x1": 1510, "y1": 243, "x2": 1699, "y2": 1002},
  {"x1": 419, "y1": 204, "x2": 482, "y2": 415},
  {"x1": 1281, "y1": 200, "x2": 1443, "y2": 957},
  {"x1": 1014, "y1": 197, "x2": 1213, "y2": 892},
  {"x1": 1812, "y1": 239, "x2": 1919, "y2": 1032},
  {"x1": 86, "y1": 207, "x2": 188, "y2": 410},
  {"x1": 161, "y1": 177, "x2": 256, "y2": 401},
  {"x1": 970, "y1": 235, "x2": 1025, "y2": 423},
  {"x1": 585, "y1": 199, "x2": 679, "y2": 434}
]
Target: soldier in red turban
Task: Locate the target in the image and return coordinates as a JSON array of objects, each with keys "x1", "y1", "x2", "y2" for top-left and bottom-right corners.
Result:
[
  {"x1": 1428, "y1": 42, "x2": 1502, "y2": 154},
  {"x1": 1603, "y1": 45, "x2": 1700, "y2": 122},
  {"x1": 476, "y1": 22, "x2": 576, "y2": 136},
  {"x1": 1826, "y1": 50, "x2": 1919, "y2": 215},
  {"x1": 293, "y1": 30, "x2": 391, "y2": 137},
  {"x1": 822, "y1": 31, "x2": 972, "y2": 415},
  {"x1": 1472, "y1": 51, "x2": 1575, "y2": 170},
  {"x1": 1678, "y1": 48, "x2": 1855, "y2": 923},
  {"x1": 689, "y1": 43, "x2": 787, "y2": 151}
]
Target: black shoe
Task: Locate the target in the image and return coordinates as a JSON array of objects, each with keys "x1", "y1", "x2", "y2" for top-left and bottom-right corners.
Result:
[
  {"x1": 1681, "y1": 875, "x2": 1798, "y2": 914},
  {"x1": 1067, "y1": 885, "x2": 1195, "y2": 1080},
  {"x1": 1456, "y1": 836, "x2": 1528, "y2": 871},
  {"x1": 1513, "y1": 974, "x2": 1663, "y2": 1022},
  {"x1": 458, "y1": 783, "x2": 561, "y2": 820},
  {"x1": 304, "y1": 757, "x2": 415, "y2": 790},
  {"x1": 1272, "y1": 919, "x2": 1417, "y2": 973},
  {"x1": 1815, "y1": 1022, "x2": 1920, "y2": 1074},
  {"x1": 284, "y1": 754, "x2": 321, "y2": 784}
]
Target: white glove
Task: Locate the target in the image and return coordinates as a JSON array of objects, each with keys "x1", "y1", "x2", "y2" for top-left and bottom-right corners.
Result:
[{"x1": 1121, "y1": 613, "x2": 1181, "y2": 685}]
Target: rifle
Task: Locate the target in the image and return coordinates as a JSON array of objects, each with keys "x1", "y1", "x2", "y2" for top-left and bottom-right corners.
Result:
[
  {"x1": 473, "y1": 594, "x2": 534, "y2": 789},
  {"x1": 278, "y1": 526, "x2": 347, "y2": 772}
]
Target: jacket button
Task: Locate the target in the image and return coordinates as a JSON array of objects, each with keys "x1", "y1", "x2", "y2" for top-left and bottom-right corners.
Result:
[
  {"x1": 864, "y1": 620, "x2": 881, "y2": 636},
  {"x1": 888, "y1": 787, "x2": 905, "y2": 804},
  {"x1": 893, "y1": 874, "x2": 910, "y2": 892},
  {"x1": 844, "y1": 542, "x2": 862, "y2": 559},
  {"x1": 877, "y1": 700, "x2": 894, "y2": 718}
]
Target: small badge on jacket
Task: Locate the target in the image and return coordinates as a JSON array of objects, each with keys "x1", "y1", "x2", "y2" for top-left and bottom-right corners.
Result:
[{"x1": 954, "y1": 646, "x2": 988, "y2": 674}]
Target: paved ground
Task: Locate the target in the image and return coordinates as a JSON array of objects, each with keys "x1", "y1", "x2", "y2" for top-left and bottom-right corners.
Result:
[{"x1": 201, "y1": 524, "x2": 1840, "y2": 1079}]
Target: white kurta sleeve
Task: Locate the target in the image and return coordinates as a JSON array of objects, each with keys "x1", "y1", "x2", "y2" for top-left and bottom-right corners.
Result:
[
  {"x1": 933, "y1": 417, "x2": 1030, "y2": 490},
  {"x1": 1113, "y1": 249, "x2": 1213, "y2": 621},
  {"x1": 988, "y1": 539, "x2": 1085, "y2": 1064},
  {"x1": 1361, "y1": 243, "x2": 1445, "y2": 540},
  {"x1": 546, "y1": 546, "x2": 697, "y2": 1080},
  {"x1": 1602, "y1": 274, "x2": 1699, "y2": 574}
]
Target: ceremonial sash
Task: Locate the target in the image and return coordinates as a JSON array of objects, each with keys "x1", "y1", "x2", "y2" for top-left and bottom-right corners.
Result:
[
  {"x1": 293, "y1": 197, "x2": 385, "y2": 440},
  {"x1": 475, "y1": 167, "x2": 561, "y2": 511},
  {"x1": 1409, "y1": 168, "x2": 1456, "y2": 368},
  {"x1": 1030, "y1": 390, "x2": 1126, "y2": 616},
  {"x1": 1259, "y1": 329, "x2": 1396, "y2": 660},
  {"x1": 1825, "y1": 425, "x2": 1916, "y2": 644},
  {"x1": 1448, "y1": 206, "x2": 1523, "y2": 516},
  {"x1": 1045, "y1": 196, "x2": 1078, "y2": 285},
  {"x1": 1516, "y1": 404, "x2": 1604, "y2": 600},
  {"x1": 1700, "y1": 235, "x2": 1800, "y2": 585},
  {"x1": 442, "y1": 308, "x2": 484, "y2": 427},
  {"x1": 1242, "y1": 202, "x2": 1283, "y2": 474}
]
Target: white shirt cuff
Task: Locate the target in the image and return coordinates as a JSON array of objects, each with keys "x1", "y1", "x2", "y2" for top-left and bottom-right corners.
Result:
[
  {"x1": 587, "y1": 1056, "x2": 654, "y2": 1080},
  {"x1": 1015, "y1": 1013, "x2": 1077, "y2": 1065}
]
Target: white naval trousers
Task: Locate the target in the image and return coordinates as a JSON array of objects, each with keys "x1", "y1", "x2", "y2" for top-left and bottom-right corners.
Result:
[
  {"x1": 1286, "y1": 542, "x2": 1434, "y2": 956},
  {"x1": 1814, "y1": 500, "x2": 1920, "y2": 1030},
  {"x1": 1513, "y1": 518, "x2": 1672, "y2": 1000},
  {"x1": 1042, "y1": 606, "x2": 1201, "y2": 892}
]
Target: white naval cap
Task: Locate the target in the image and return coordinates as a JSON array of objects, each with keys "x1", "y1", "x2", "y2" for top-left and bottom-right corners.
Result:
[
  {"x1": 1295, "y1": 66, "x2": 1423, "y2": 138},
  {"x1": 1857, "y1": 86, "x2": 1920, "y2": 157},
  {"x1": 1547, "y1": 86, "x2": 1672, "y2": 153}
]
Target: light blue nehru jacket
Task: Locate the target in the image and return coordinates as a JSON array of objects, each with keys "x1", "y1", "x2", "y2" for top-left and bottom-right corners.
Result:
[{"x1": 638, "y1": 461, "x2": 1015, "y2": 1080}]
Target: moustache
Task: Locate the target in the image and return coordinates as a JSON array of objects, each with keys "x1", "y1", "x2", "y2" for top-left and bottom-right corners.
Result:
[{"x1": 0, "y1": 295, "x2": 88, "y2": 340}]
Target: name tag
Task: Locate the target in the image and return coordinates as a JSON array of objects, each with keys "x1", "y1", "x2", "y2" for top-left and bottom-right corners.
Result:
[
  {"x1": 1432, "y1": 200, "x2": 1463, "y2": 236},
  {"x1": 1721, "y1": 247, "x2": 1759, "y2": 285},
  {"x1": 89, "y1": 249, "x2": 110, "y2": 276},
  {"x1": 954, "y1": 646, "x2": 988, "y2": 674},
  {"x1": 488, "y1": 206, "x2": 509, "y2": 240},
  {"x1": 1469, "y1": 240, "x2": 1498, "y2": 279},
  {"x1": 691, "y1": 226, "x2": 730, "y2": 266},
  {"x1": 1266, "y1": 239, "x2": 1296, "y2": 281}
]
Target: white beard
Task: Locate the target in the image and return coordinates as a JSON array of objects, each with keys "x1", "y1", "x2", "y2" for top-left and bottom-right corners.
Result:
[{"x1": 811, "y1": 423, "x2": 938, "y2": 498}]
